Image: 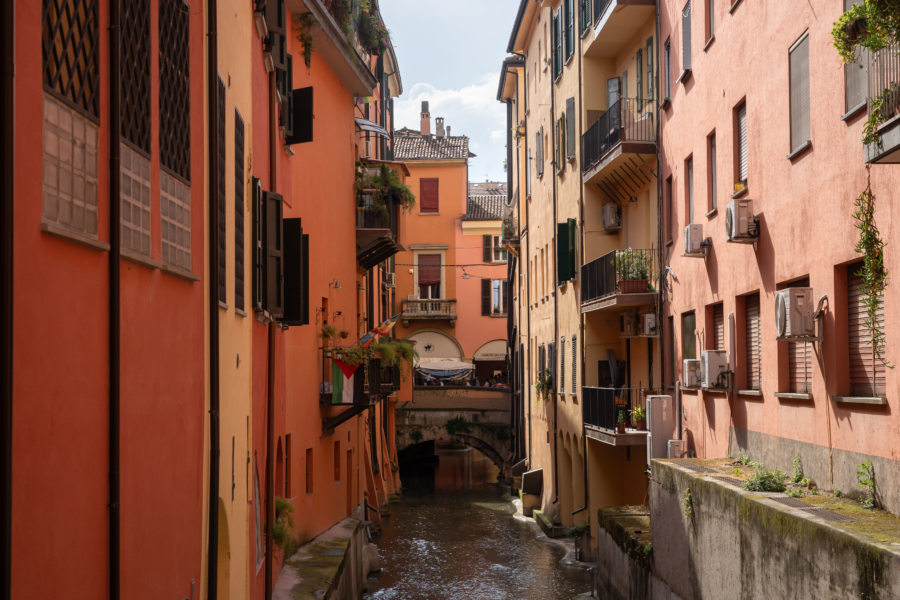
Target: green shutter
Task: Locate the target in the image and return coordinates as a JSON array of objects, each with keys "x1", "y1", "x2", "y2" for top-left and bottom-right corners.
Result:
[
  {"x1": 557, "y1": 220, "x2": 576, "y2": 284},
  {"x1": 567, "y1": 218, "x2": 576, "y2": 281}
]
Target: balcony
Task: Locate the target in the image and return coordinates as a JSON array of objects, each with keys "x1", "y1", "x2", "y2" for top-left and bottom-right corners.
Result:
[
  {"x1": 356, "y1": 191, "x2": 403, "y2": 269},
  {"x1": 585, "y1": 0, "x2": 655, "y2": 59},
  {"x1": 583, "y1": 387, "x2": 649, "y2": 446},
  {"x1": 581, "y1": 248, "x2": 658, "y2": 313},
  {"x1": 865, "y1": 44, "x2": 900, "y2": 164},
  {"x1": 401, "y1": 299, "x2": 457, "y2": 326},
  {"x1": 319, "y1": 351, "x2": 399, "y2": 405},
  {"x1": 582, "y1": 98, "x2": 656, "y2": 191}
]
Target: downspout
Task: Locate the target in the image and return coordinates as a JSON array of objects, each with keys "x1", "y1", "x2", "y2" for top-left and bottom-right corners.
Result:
[
  {"x1": 505, "y1": 100, "x2": 515, "y2": 454},
  {"x1": 109, "y1": 1, "x2": 122, "y2": 597},
  {"x1": 575, "y1": 20, "x2": 588, "y2": 520},
  {"x1": 206, "y1": 0, "x2": 220, "y2": 595},
  {"x1": 1, "y1": 0, "x2": 13, "y2": 597},
  {"x1": 550, "y1": 50, "x2": 559, "y2": 506},
  {"x1": 519, "y1": 57, "x2": 531, "y2": 464},
  {"x1": 264, "y1": 69, "x2": 278, "y2": 600},
  {"x1": 655, "y1": 0, "x2": 667, "y2": 432}
]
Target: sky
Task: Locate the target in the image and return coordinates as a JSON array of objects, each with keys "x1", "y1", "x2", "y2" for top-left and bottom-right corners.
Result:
[{"x1": 379, "y1": 0, "x2": 522, "y2": 183}]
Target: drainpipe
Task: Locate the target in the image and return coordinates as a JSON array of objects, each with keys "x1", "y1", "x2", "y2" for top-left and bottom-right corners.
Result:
[
  {"x1": 550, "y1": 49, "x2": 559, "y2": 507},
  {"x1": 264, "y1": 68, "x2": 278, "y2": 600},
  {"x1": 575, "y1": 22, "x2": 589, "y2": 521},
  {"x1": 1, "y1": 0, "x2": 14, "y2": 597},
  {"x1": 108, "y1": 0, "x2": 122, "y2": 597},
  {"x1": 206, "y1": 0, "x2": 220, "y2": 595}
]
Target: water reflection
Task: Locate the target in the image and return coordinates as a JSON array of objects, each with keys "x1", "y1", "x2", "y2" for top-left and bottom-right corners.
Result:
[{"x1": 366, "y1": 445, "x2": 591, "y2": 600}]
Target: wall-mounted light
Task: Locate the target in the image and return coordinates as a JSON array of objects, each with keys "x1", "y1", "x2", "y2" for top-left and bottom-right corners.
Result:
[{"x1": 329, "y1": 279, "x2": 341, "y2": 289}]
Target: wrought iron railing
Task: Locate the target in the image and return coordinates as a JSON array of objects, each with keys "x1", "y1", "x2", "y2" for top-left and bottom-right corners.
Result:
[
  {"x1": 582, "y1": 98, "x2": 656, "y2": 173},
  {"x1": 401, "y1": 298, "x2": 457, "y2": 319},
  {"x1": 581, "y1": 248, "x2": 658, "y2": 304},
  {"x1": 869, "y1": 43, "x2": 900, "y2": 125},
  {"x1": 593, "y1": 0, "x2": 613, "y2": 23},
  {"x1": 356, "y1": 192, "x2": 397, "y2": 232},
  {"x1": 583, "y1": 387, "x2": 648, "y2": 431}
]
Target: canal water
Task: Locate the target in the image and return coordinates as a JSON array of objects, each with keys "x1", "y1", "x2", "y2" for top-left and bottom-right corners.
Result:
[{"x1": 364, "y1": 444, "x2": 592, "y2": 600}]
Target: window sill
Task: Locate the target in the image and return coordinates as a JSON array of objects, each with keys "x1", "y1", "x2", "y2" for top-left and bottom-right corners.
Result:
[
  {"x1": 121, "y1": 247, "x2": 162, "y2": 270},
  {"x1": 706, "y1": 207, "x2": 718, "y2": 218},
  {"x1": 660, "y1": 97, "x2": 671, "y2": 110},
  {"x1": 161, "y1": 263, "x2": 201, "y2": 282},
  {"x1": 841, "y1": 102, "x2": 867, "y2": 122},
  {"x1": 775, "y1": 392, "x2": 812, "y2": 401},
  {"x1": 235, "y1": 308, "x2": 248, "y2": 318},
  {"x1": 489, "y1": 314, "x2": 507, "y2": 318},
  {"x1": 831, "y1": 395, "x2": 886, "y2": 406},
  {"x1": 728, "y1": 0, "x2": 743, "y2": 13},
  {"x1": 418, "y1": 212, "x2": 440, "y2": 216},
  {"x1": 736, "y1": 389, "x2": 761, "y2": 396},
  {"x1": 681, "y1": 386, "x2": 700, "y2": 393},
  {"x1": 218, "y1": 300, "x2": 229, "y2": 311},
  {"x1": 703, "y1": 36, "x2": 715, "y2": 52},
  {"x1": 676, "y1": 68, "x2": 692, "y2": 85},
  {"x1": 40, "y1": 221, "x2": 110, "y2": 252},
  {"x1": 786, "y1": 140, "x2": 812, "y2": 161},
  {"x1": 665, "y1": 239, "x2": 673, "y2": 247},
  {"x1": 731, "y1": 185, "x2": 749, "y2": 199}
]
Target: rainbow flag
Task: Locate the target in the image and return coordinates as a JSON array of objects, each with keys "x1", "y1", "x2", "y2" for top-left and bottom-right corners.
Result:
[{"x1": 359, "y1": 312, "x2": 403, "y2": 347}]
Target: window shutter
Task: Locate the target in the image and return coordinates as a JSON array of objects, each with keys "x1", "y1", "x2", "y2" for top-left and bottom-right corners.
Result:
[
  {"x1": 789, "y1": 33, "x2": 810, "y2": 152},
  {"x1": 264, "y1": 190, "x2": 284, "y2": 318},
  {"x1": 283, "y1": 218, "x2": 309, "y2": 326},
  {"x1": 737, "y1": 103, "x2": 748, "y2": 182},
  {"x1": 252, "y1": 177, "x2": 264, "y2": 310},
  {"x1": 554, "y1": 8, "x2": 563, "y2": 78},
  {"x1": 580, "y1": 0, "x2": 590, "y2": 33},
  {"x1": 502, "y1": 280, "x2": 509, "y2": 314},
  {"x1": 565, "y1": 0, "x2": 574, "y2": 60},
  {"x1": 481, "y1": 278, "x2": 491, "y2": 316},
  {"x1": 682, "y1": 1, "x2": 692, "y2": 71},
  {"x1": 713, "y1": 304, "x2": 724, "y2": 350},
  {"x1": 636, "y1": 49, "x2": 643, "y2": 108},
  {"x1": 217, "y1": 76, "x2": 227, "y2": 304},
  {"x1": 848, "y1": 265, "x2": 886, "y2": 396},
  {"x1": 548, "y1": 342, "x2": 556, "y2": 386},
  {"x1": 536, "y1": 128, "x2": 544, "y2": 177},
  {"x1": 235, "y1": 111, "x2": 245, "y2": 311},
  {"x1": 419, "y1": 178, "x2": 439, "y2": 213},
  {"x1": 745, "y1": 293, "x2": 761, "y2": 390},
  {"x1": 556, "y1": 222, "x2": 569, "y2": 285},
  {"x1": 483, "y1": 235, "x2": 492, "y2": 262},
  {"x1": 646, "y1": 37, "x2": 654, "y2": 102},
  {"x1": 551, "y1": 11, "x2": 559, "y2": 79},
  {"x1": 682, "y1": 311, "x2": 696, "y2": 360},
  {"x1": 280, "y1": 53, "x2": 294, "y2": 138},
  {"x1": 286, "y1": 87, "x2": 313, "y2": 145},
  {"x1": 566, "y1": 97, "x2": 575, "y2": 159},
  {"x1": 567, "y1": 218, "x2": 576, "y2": 280},
  {"x1": 788, "y1": 341, "x2": 812, "y2": 393},
  {"x1": 526, "y1": 148, "x2": 533, "y2": 195},
  {"x1": 571, "y1": 334, "x2": 577, "y2": 393},
  {"x1": 560, "y1": 337, "x2": 566, "y2": 393}
]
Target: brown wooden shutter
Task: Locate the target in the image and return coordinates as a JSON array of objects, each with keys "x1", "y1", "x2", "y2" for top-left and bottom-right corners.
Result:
[
  {"x1": 536, "y1": 127, "x2": 544, "y2": 177},
  {"x1": 560, "y1": 337, "x2": 566, "y2": 393},
  {"x1": 788, "y1": 341, "x2": 812, "y2": 393},
  {"x1": 235, "y1": 110, "x2": 245, "y2": 311},
  {"x1": 502, "y1": 281, "x2": 509, "y2": 314},
  {"x1": 566, "y1": 97, "x2": 575, "y2": 159},
  {"x1": 420, "y1": 178, "x2": 439, "y2": 213},
  {"x1": 713, "y1": 303, "x2": 724, "y2": 350},
  {"x1": 483, "y1": 235, "x2": 492, "y2": 262},
  {"x1": 481, "y1": 278, "x2": 491, "y2": 316},
  {"x1": 849, "y1": 265, "x2": 886, "y2": 396},
  {"x1": 252, "y1": 177, "x2": 264, "y2": 310},
  {"x1": 217, "y1": 76, "x2": 227, "y2": 304},
  {"x1": 265, "y1": 190, "x2": 284, "y2": 317},
  {"x1": 681, "y1": 311, "x2": 696, "y2": 359},
  {"x1": 737, "y1": 102, "x2": 748, "y2": 182},
  {"x1": 571, "y1": 334, "x2": 577, "y2": 393},
  {"x1": 745, "y1": 293, "x2": 761, "y2": 390},
  {"x1": 283, "y1": 218, "x2": 309, "y2": 326}
]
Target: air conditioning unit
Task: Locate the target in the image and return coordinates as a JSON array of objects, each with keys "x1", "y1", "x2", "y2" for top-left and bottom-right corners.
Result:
[
  {"x1": 725, "y1": 199, "x2": 757, "y2": 242},
  {"x1": 602, "y1": 202, "x2": 622, "y2": 231},
  {"x1": 619, "y1": 312, "x2": 637, "y2": 337},
  {"x1": 684, "y1": 223, "x2": 705, "y2": 256},
  {"x1": 683, "y1": 359, "x2": 701, "y2": 388},
  {"x1": 775, "y1": 287, "x2": 816, "y2": 340},
  {"x1": 667, "y1": 439, "x2": 686, "y2": 459},
  {"x1": 641, "y1": 312, "x2": 657, "y2": 336},
  {"x1": 383, "y1": 273, "x2": 396, "y2": 288},
  {"x1": 701, "y1": 349, "x2": 729, "y2": 389}
]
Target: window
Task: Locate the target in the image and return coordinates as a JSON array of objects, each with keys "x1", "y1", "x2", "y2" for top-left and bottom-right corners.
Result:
[
  {"x1": 43, "y1": 0, "x2": 100, "y2": 117},
  {"x1": 745, "y1": 292, "x2": 761, "y2": 390},
  {"x1": 707, "y1": 132, "x2": 717, "y2": 212},
  {"x1": 789, "y1": 32, "x2": 810, "y2": 154},
  {"x1": 159, "y1": 0, "x2": 191, "y2": 181},
  {"x1": 685, "y1": 155, "x2": 694, "y2": 224},
  {"x1": 535, "y1": 127, "x2": 544, "y2": 178},
  {"x1": 667, "y1": 316, "x2": 675, "y2": 388},
  {"x1": 252, "y1": 178, "x2": 284, "y2": 317},
  {"x1": 646, "y1": 38, "x2": 654, "y2": 102},
  {"x1": 779, "y1": 279, "x2": 812, "y2": 394},
  {"x1": 282, "y1": 218, "x2": 310, "y2": 326},
  {"x1": 571, "y1": 334, "x2": 577, "y2": 393},
  {"x1": 682, "y1": 1, "x2": 692, "y2": 74},
  {"x1": 419, "y1": 178, "x2": 439, "y2": 213},
  {"x1": 417, "y1": 254, "x2": 442, "y2": 299},
  {"x1": 666, "y1": 175, "x2": 674, "y2": 242},
  {"x1": 636, "y1": 49, "x2": 644, "y2": 108},
  {"x1": 253, "y1": 453, "x2": 263, "y2": 566},
  {"x1": 305, "y1": 448, "x2": 313, "y2": 494},
  {"x1": 566, "y1": 98, "x2": 576, "y2": 159},
  {"x1": 681, "y1": 312, "x2": 697, "y2": 362},
  {"x1": 560, "y1": 336, "x2": 566, "y2": 393},
  {"x1": 484, "y1": 235, "x2": 508, "y2": 263},
  {"x1": 621, "y1": 70, "x2": 628, "y2": 100},
  {"x1": 711, "y1": 303, "x2": 725, "y2": 350},
  {"x1": 607, "y1": 77, "x2": 620, "y2": 106},
  {"x1": 848, "y1": 263, "x2": 886, "y2": 396},
  {"x1": 556, "y1": 218, "x2": 576, "y2": 284},
  {"x1": 553, "y1": 7, "x2": 563, "y2": 79},
  {"x1": 488, "y1": 279, "x2": 508, "y2": 316},
  {"x1": 705, "y1": 0, "x2": 714, "y2": 42},
  {"x1": 526, "y1": 147, "x2": 533, "y2": 195},
  {"x1": 564, "y1": 0, "x2": 574, "y2": 61},
  {"x1": 284, "y1": 434, "x2": 292, "y2": 497},
  {"x1": 843, "y1": 0, "x2": 868, "y2": 113},
  {"x1": 735, "y1": 101, "x2": 748, "y2": 185},
  {"x1": 579, "y1": 0, "x2": 591, "y2": 33},
  {"x1": 664, "y1": 38, "x2": 672, "y2": 99},
  {"x1": 234, "y1": 111, "x2": 245, "y2": 310},
  {"x1": 333, "y1": 441, "x2": 341, "y2": 481}
]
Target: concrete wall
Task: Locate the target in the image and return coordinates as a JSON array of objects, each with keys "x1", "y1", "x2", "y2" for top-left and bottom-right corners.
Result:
[
  {"x1": 650, "y1": 460, "x2": 900, "y2": 600},
  {"x1": 595, "y1": 521, "x2": 681, "y2": 600}
]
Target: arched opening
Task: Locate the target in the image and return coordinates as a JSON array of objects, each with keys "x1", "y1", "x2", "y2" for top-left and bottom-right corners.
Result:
[
  {"x1": 275, "y1": 438, "x2": 284, "y2": 499},
  {"x1": 473, "y1": 339, "x2": 509, "y2": 386},
  {"x1": 216, "y1": 498, "x2": 230, "y2": 600},
  {"x1": 398, "y1": 439, "x2": 500, "y2": 491}
]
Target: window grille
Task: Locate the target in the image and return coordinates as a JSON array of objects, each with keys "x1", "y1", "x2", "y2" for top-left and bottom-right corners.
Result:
[
  {"x1": 160, "y1": 0, "x2": 191, "y2": 181},
  {"x1": 121, "y1": 0, "x2": 151, "y2": 153},
  {"x1": 42, "y1": 0, "x2": 99, "y2": 118}
]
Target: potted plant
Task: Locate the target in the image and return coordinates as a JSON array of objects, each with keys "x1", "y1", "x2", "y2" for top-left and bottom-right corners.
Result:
[
  {"x1": 631, "y1": 405, "x2": 646, "y2": 430},
  {"x1": 616, "y1": 249, "x2": 650, "y2": 294},
  {"x1": 617, "y1": 410, "x2": 626, "y2": 434},
  {"x1": 534, "y1": 368, "x2": 553, "y2": 404},
  {"x1": 320, "y1": 324, "x2": 337, "y2": 343}
]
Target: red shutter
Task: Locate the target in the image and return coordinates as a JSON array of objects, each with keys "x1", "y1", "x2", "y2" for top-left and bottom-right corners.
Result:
[
  {"x1": 745, "y1": 293, "x2": 761, "y2": 390},
  {"x1": 713, "y1": 303, "x2": 725, "y2": 350},
  {"x1": 788, "y1": 341, "x2": 812, "y2": 393},
  {"x1": 849, "y1": 266, "x2": 886, "y2": 396},
  {"x1": 481, "y1": 278, "x2": 491, "y2": 316},
  {"x1": 417, "y1": 254, "x2": 441, "y2": 286},
  {"x1": 420, "y1": 178, "x2": 439, "y2": 213},
  {"x1": 483, "y1": 235, "x2": 493, "y2": 262}
]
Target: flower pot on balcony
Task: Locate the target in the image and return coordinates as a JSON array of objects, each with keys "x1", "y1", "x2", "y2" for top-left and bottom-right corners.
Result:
[
  {"x1": 635, "y1": 419, "x2": 646, "y2": 430},
  {"x1": 620, "y1": 279, "x2": 649, "y2": 294},
  {"x1": 616, "y1": 422, "x2": 626, "y2": 434}
]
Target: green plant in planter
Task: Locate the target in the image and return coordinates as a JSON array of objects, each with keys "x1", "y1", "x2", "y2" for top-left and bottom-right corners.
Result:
[
  {"x1": 616, "y1": 249, "x2": 650, "y2": 281},
  {"x1": 630, "y1": 405, "x2": 646, "y2": 423},
  {"x1": 617, "y1": 410, "x2": 626, "y2": 426},
  {"x1": 320, "y1": 324, "x2": 337, "y2": 341},
  {"x1": 534, "y1": 368, "x2": 553, "y2": 403},
  {"x1": 336, "y1": 344, "x2": 372, "y2": 366},
  {"x1": 372, "y1": 338, "x2": 417, "y2": 376},
  {"x1": 356, "y1": 162, "x2": 415, "y2": 220}
]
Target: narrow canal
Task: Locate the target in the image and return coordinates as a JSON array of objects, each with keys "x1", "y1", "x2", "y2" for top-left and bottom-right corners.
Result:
[{"x1": 364, "y1": 444, "x2": 592, "y2": 599}]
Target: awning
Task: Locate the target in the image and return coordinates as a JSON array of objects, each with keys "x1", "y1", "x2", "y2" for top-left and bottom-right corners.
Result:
[
  {"x1": 415, "y1": 358, "x2": 474, "y2": 380},
  {"x1": 355, "y1": 117, "x2": 390, "y2": 139}
]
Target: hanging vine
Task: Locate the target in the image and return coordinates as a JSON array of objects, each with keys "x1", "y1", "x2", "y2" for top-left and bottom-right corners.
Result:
[
  {"x1": 293, "y1": 12, "x2": 317, "y2": 70},
  {"x1": 853, "y1": 166, "x2": 893, "y2": 369}
]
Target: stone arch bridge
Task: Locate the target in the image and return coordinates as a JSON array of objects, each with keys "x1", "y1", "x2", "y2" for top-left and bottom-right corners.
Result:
[{"x1": 396, "y1": 388, "x2": 513, "y2": 478}]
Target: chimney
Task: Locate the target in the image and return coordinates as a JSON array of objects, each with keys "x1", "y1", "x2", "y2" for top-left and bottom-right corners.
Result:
[
  {"x1": 420, "y1": 101, "x2": 431, "y2": 136},
  {"x1": 435, "y1": 117, "x2": 445, "y2": 138},
  {"x1": 446, "y1": 125, "x2": 451, "y2": 137}
]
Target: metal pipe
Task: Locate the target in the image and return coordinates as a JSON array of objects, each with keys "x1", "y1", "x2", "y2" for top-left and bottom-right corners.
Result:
[
  {"x1": 676, "y1": 382, "x2": 682, "y2": 441},
  {"x1": 550, "y1": 22, "x2": 559, "y2": 505},
  {"x1": 1, "y1": 0, "x2": 14, "y2": 597},
  {"x1": 264, "y1": 322, "x2": 276, "y2": 600},
  {"x1": 206, "y1": 0, "x2": 220, "y2": 594},
  {"x1": 576, "y1": 8, "x2": 589, "y2": 528},
  {"x1": 108, "y1": 1, "x2": 122, "y2": 597}
]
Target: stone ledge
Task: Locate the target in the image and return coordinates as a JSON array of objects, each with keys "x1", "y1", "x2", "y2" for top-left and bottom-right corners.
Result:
[{"x1": 274, "y1": 517, "x2": 363, "y2": 600}]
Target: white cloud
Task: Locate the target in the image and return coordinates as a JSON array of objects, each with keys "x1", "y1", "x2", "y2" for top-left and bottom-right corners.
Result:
[{"x1": 393, "y1": 73, "x2": 508, "y2": 182}]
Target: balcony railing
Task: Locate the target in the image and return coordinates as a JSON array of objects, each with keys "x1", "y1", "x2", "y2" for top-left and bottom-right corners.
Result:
[
  {"x1": 583, "y1": 387, "x2": 647, "y2": 431},
  {"x1": 320, "y1": 350, "x2": 400, "y2": 404},
  {"x1": 401, "y1": 298, "x2": 457, "y2": 321},
  {"x1": 581, "y1": 248, "x2": 658, "y2": 305},
  {"x1": 356, "y1": 193, "x2": 398, "y2": 232},
  {"x1": 869, "y1": 43, "x2": 900, "y2": 123},
  {"x1": 582, "y1": 98, "x2": 656, "y2": 173},
  {"x1": 593, "y1": 0, "x2": 613, "y2": 23}
]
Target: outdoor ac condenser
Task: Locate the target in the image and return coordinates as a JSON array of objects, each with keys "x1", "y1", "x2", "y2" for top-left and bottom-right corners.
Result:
[
  {"x1": 775, "y1": 287, "x2": 816, "y2": 340},
  {"x1": 683, "y1": 359, "x2": 701, "y2": 388},
  {"x1": 701, "y1": 349, "x2": 729, "y2": 389}
]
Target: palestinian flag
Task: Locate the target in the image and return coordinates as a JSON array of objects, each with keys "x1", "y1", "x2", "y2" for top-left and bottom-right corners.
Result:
[{"x1": 332, "y1": 359, "x2": 359, "y2": 405}]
